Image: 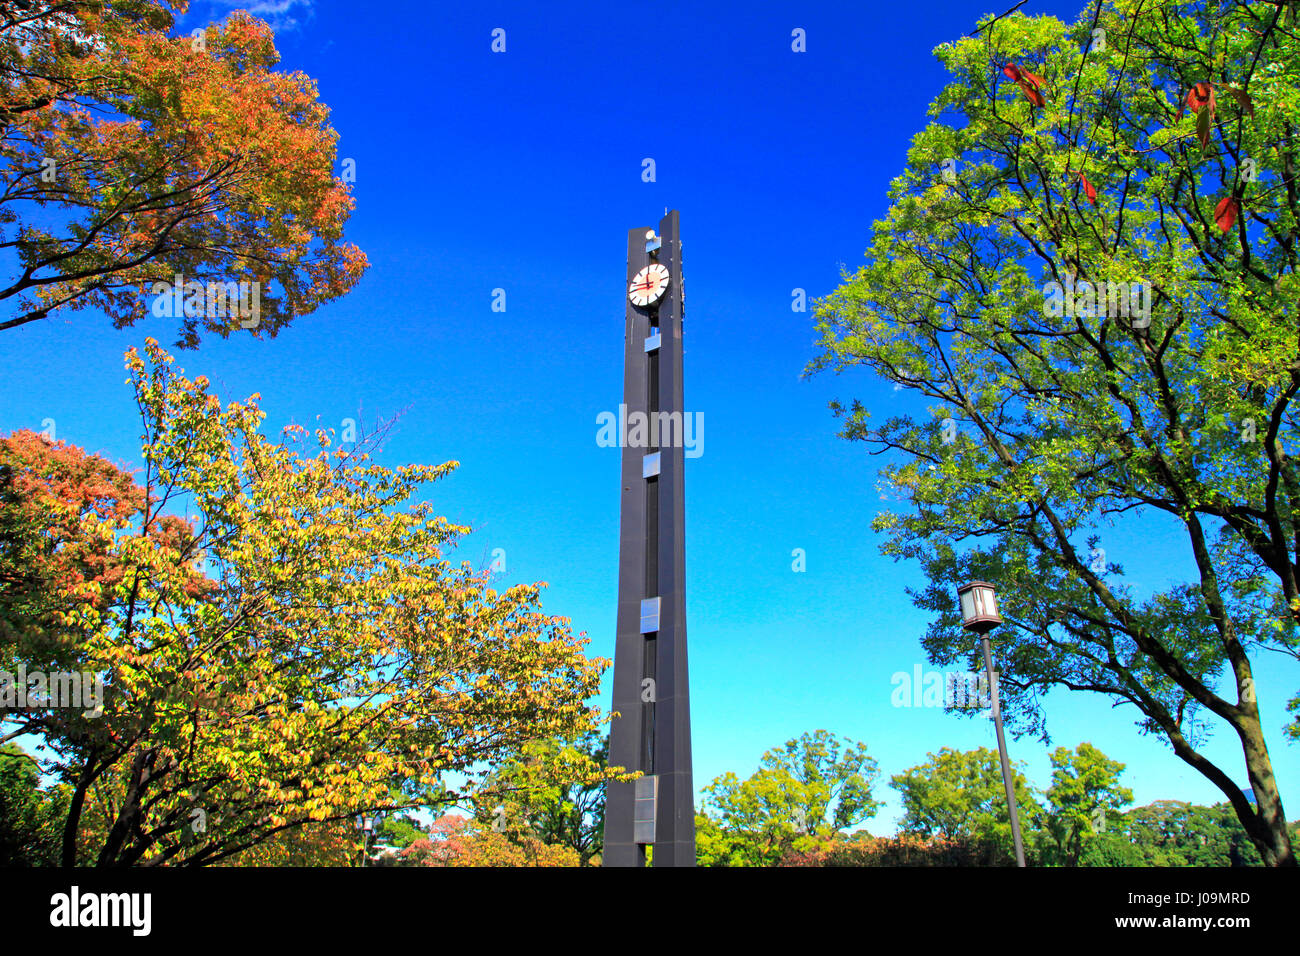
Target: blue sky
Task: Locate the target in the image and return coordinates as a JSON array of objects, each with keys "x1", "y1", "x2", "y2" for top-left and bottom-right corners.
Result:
[{"x1": 1, "y1": 0, "x2": 1296, "y2": 833}]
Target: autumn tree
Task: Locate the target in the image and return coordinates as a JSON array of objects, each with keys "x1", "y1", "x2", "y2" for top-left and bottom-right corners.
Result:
[
  {"x1": 0, "y1": 1, "x2": 366, "y2": 344},
  {"x1": 780, "y1": 832, "x2": 1017, "y2": 867},
  {"x1": 218, "y1": 816, "x2": 359, "y2": 867},
  {"x1": 0, "y1": 340, "x2": 617, "y2": 866},
  {"x1": 400, "y1": 813, "x2": 580, "y2": 868},
  {"x1": 399, "y1": 813, "x2": 468, "y2": 866},
  {"x1": 809, "y1": 0, "x2": 1299, "y2": 864},
  {"x1": 0, "y1": 423, "x2": 145, "y2": 651}
]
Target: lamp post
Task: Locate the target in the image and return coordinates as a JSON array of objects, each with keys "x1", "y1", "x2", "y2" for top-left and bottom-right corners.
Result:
[
  {"x1": 358, "y1": 814, "x2": 374, "y2": 867},
  {"x1": 956, "y1": 580, "x2": 1026, "y2": 868}
]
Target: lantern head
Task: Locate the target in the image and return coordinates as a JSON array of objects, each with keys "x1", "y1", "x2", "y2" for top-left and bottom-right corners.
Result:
[{"x1": 957, "y1": 580, "x2": 1002, "y2": 633}]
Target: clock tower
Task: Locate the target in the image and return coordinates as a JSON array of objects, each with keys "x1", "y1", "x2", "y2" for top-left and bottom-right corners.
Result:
[{"x1": 603, "y1": 210, "x2": 695, "y2": 867}]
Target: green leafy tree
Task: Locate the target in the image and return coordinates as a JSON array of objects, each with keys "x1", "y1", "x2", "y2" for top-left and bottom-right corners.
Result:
[
  {"x1": 472, "y1": 729, "x2": 624, "y2": 865},
  {"x1": 376, "y1": 814, "x2": 426, "y2": 852},
  {"x1": 1078, "y1": 830, "x2": 1146, "y2": 867},
  {"x1": 694, "y1": 811, "x2": 742, "y2": 867},
  {"x1": 892, "y1": 747, "x2": 1043, "y2": 862},
  {"x1": 762, "y1": 729, "x2": 883, "y2": 832},
  {"x1": 699, "y1": 767, "x2": 822, "y2": 867},
  {"x1": 0, "y1": 743, "x2": 68, "y2": 864},
  {"x1": 699, "y1": 730, "x2": 882, "y2": 866},
  {"x1": 1042, "y1": 742, "x2": 1133, "y2": 865},
  {"x1": 808, "y1": 0, "x2": 1299, "y2": 865},
  {"x1": 1119, "y1": 800, "x2": 1264, "y2": 866}
]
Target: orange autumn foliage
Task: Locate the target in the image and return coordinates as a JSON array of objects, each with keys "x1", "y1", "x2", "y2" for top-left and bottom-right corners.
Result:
[
  {"x1": 779, "y1": 832, "x2": 1017, "y2": 867},
  {"x1": 402, "y1": 814, "x2": 581, "y2": 867},
  {"x1": 0, "y1": 2, "x2": 366, "y2": 344}
]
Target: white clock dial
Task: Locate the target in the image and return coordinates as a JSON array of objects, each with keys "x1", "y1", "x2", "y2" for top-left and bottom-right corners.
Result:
[{"x1": 629, "y1": 263, "x2": 670, "y2": 307}]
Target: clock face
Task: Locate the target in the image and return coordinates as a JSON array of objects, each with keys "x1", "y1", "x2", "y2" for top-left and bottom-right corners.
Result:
[{"x1": 629, "y1": 263, "x2": 670, "y2": 308}]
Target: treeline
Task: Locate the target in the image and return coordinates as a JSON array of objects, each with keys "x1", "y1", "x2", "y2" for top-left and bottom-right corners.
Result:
[
  {"x1": 778, "y1": 802, "x2": 1286, "y2": 868},
  {"x1": 112, "y1": 728, "x2": 1284, "y2": 867},
  {"x1": 691, "y1": 731, "x2": 1294, "y2": 867}
]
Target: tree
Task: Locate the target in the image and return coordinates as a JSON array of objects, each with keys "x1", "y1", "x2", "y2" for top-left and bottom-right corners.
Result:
[
  {"x1": 476, "y1": 728, "x2": 618, "y2": 865},
  {"x1": 218, "y1": 817, "x2": 359, "y2": 867},
  {"x1": 697, "y1": 768, "x2": 818, "y2": 867},
  {"x1": 699, "y1": 729, "x2": 882, "y2": 866},
  {"x1": 400, "y1": 813, "x2": 580, "y2": 867},
  {"x1": 1118, "y1": 799, "x2": 1268, "y2": 866},
  {"x1": 781, "y1": 832, "x2": 1016, "y2": 867},
  {"x1": 0, "y1": 339, "x2": 617, "y2": 865},
  {"x1": 0, "y1": 2, "x2": 366, "y2": 344},
  {"x1": 0, "y1": 423, "x2": 147, "y2": 649},
  {"x1": 1078, "y1": 830, "x2": 1146, "y2": 867},
  {"x1": 1041, "y1": 742, "x2": 1133, "y2": 866},
  {"x1": 0, "y1": 742, "x2": 68, "y2": 864},
  {"x1": 808, "y1": 0, "x2": 1299, "y2": 864},
  {"x1": 397, "y1": 813, "x2": 468, "y2": 867},
  {"x1": 891, "y1": 747, "x2": 1042, "y2": 862},
  {"x1": 694, "y1": 811, "x2": 741, "y2": 867},
  {"x1": 375, "y1": 813, "x2": 426, "y2": 853},
  {"x1": 761, "y1": 729, "x2": 883, "y2": 832}
]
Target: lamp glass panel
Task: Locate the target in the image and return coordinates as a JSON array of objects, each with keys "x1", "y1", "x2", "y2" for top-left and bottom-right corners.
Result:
[{"x1": 959, "y1": 589, "x2": 975, "y2": 624}]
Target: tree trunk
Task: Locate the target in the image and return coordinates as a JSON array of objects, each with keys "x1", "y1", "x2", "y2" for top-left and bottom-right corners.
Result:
[
  {"x1": 1237, "y1": 710, "x2": 1295, "y2": 866},
  {"x1": 61, "y1": 748, "x2": 102, "y2": 866}
]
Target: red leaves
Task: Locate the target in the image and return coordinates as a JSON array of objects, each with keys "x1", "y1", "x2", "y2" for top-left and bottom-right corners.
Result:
[
  {"x1": 1178, "y1": 82, "x2": 1256, "y2": 149},
  {"x1": 1214, "y1": 195, "x2": 1239, "y2": 233},
  {"x1": 1079, "y1": 173, "x2": 1098, "y2": 205},
  {"x1": 1186, "y1": 81, "x2": 1215, "y2": 113},
  {"x1": 1179, "y1": 82, "x2": 1217, "y2": 149},
  {"x1": 1008, "y1": 64, "x2": 1046, "y2": 89},
  {"x1": 1003, "y1": 63, "x2": 1046, "y2": 108},
  {"x1": 1067, "y1": 170, "x2": 1098, "y2": 206}
]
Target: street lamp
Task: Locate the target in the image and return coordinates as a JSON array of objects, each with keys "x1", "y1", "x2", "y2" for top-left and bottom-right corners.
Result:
[
  {"x1": 358, "y1": 814, "x2": 374, "y2": 867},
  {"x1": 956, "y1": 580, "x2": 1026, "y2": 868}
]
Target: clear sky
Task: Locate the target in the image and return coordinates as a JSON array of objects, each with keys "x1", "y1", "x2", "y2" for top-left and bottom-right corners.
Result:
[{"x1": 1, "y1": 0, "x2": 1295, "y2": 833}]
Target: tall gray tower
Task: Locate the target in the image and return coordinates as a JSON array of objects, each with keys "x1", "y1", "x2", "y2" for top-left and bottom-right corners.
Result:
[{"x1": 602, "y1": 210, "x2": 694, "y2": 867}]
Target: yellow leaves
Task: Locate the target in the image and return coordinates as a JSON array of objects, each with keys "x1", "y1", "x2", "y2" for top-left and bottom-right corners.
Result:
[{"x1": 31, "y1": 339, "x2": 616, "y2": 864}]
